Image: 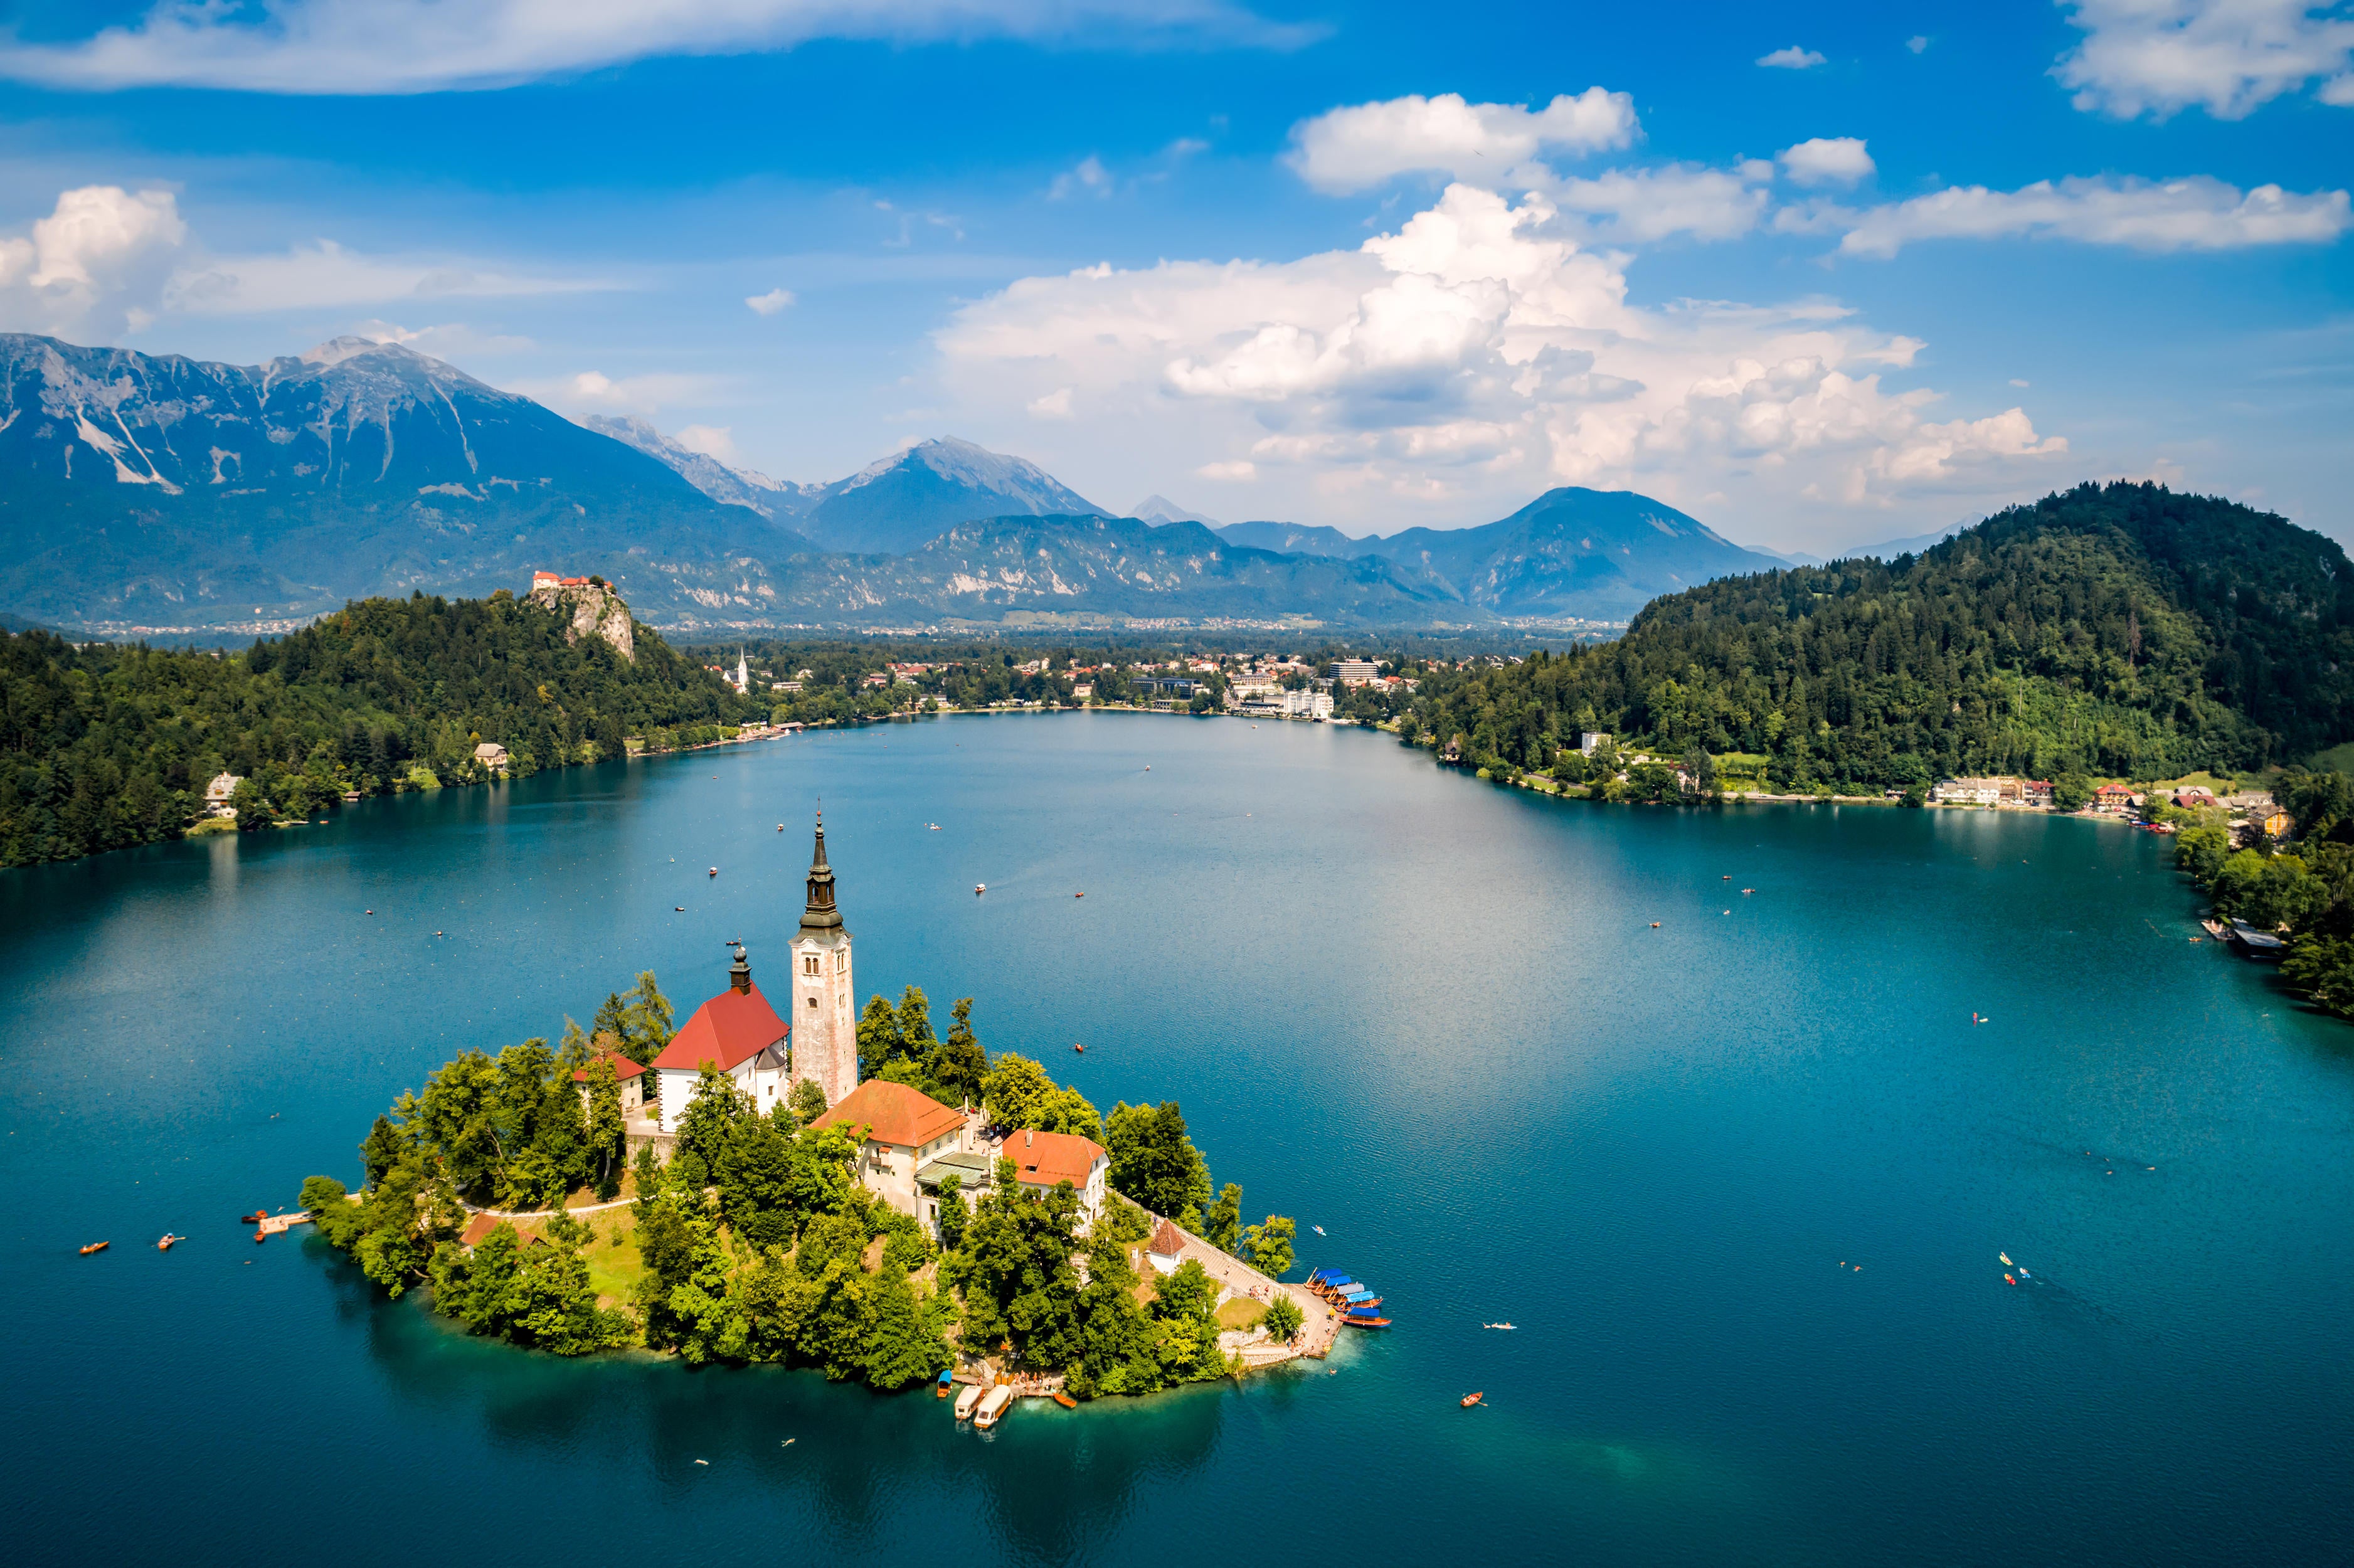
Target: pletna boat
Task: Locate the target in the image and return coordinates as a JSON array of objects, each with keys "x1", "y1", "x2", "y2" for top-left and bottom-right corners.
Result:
[
  {"x1": 1343, "y1": 1315, "x2": 1390, "y2": 1328},
  {"x1": 974, "y1": 1385, "x2": 1014, "y2": 1429},
  {"x1": 936, "y1": 1369, "x2": 955, "y2": 1399},
  {"x1": 953, "y1": 1384, "x2": 983, "y2": 1421}
]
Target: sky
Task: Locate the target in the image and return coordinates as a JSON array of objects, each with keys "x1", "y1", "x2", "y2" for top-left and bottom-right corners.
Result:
[{"x1": 0, "y1": 0, "x2": 2348, "y2": 556}]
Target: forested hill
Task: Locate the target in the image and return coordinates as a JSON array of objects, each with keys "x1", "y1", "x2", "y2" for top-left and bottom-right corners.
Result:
[
  {"x1": 0, "y1": 589, "x2": 753, "y2": 868},
  {"x1": 1412, "y1": 483, "x2": 2354, "y2": 788}
]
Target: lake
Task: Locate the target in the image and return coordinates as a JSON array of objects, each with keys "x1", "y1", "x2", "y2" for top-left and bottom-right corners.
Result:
[{"x1": 3, "y1": 713, "x2": 2348, "y2": 1567}]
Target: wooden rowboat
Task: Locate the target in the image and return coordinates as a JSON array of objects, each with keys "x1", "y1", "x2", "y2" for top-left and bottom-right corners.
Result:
[{"x1": 80, "y1": 1241, "x2": 109, "y2": 1256}]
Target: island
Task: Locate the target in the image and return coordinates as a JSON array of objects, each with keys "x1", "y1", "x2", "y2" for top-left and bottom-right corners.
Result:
[{"x1": 302, "y1": 818, "x2": 1332, "y2": 1399}]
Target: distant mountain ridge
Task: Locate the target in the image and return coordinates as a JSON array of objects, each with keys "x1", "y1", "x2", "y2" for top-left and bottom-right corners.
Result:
[
  {"x1": 0, "y1": 333, "x2": 809, "y2": 631},
  {"x1": 1212, "y1": 489, "x2": 1781, "y2": 618},
  {"x1": 579, "y1": 414, "x2": 814, "y2": 518},
  {"x1": 0, "y1": 332, "x2": 1797, "y2": 633}
]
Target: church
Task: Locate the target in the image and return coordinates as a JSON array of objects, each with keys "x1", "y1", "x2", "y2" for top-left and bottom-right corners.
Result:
[
  {"x1": 645, "y1": 814, "x2": 858, "y2": 1126},
  {"x1": 637, "y1": 813, "x2": 1110, "y2": 1232}
]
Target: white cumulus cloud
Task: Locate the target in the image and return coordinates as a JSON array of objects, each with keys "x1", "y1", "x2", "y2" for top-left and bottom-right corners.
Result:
[
  {"x1": 2055, "y1": 0, "x2": 2354, "y2": 119},
  {"x1": 1819, "y1": 173, "x2": 2353, "y2": 257},
  {"x1": 934, "y1": 182, "x2": 2069, "y2": 527},
  {"x1": 745, "y1": 287, "x2": 795, "y2": 315},
  {"x1": 1758, "y1": 46, "x2": 1826, "y2": 68},
  {"x1": 0, "y1": 0, "x2": 1315, "y2": 95},
  {"x1": 1027, "y1": 386, "x2": 1074, "y2": 418},
  {"x1": 0, "y1": 185, "x2": 187, "y2": 336},
  {"x1": 516, "y1": 369, "x2": 728, "y2": 416},
  {"x1": 1779, "y1": 137, "x2": 1875, "y2": 188},
  {"x1": 1286, "y1": 89, "x2": 1638, "y2": 194}
]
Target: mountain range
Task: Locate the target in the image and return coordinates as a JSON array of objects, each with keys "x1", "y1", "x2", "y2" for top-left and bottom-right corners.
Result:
[{"x1": 0, "y1": 332, "x2": 1811, "y2": 635}]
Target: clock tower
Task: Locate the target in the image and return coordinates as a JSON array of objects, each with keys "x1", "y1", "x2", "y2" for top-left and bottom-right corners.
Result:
[{"x1": 790, "y1": 812, "x2": 857, "y2": 1108}]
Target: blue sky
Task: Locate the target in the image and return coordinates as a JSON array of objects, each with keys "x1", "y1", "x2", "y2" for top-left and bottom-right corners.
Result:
[{"x1": 0, "y1": 0, "x2": 2347, "y2": 554}]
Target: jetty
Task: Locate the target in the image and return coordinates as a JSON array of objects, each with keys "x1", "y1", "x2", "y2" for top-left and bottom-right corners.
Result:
[{"x1": 253, "y1": 1210, "x2": 313, "y2": 1237}]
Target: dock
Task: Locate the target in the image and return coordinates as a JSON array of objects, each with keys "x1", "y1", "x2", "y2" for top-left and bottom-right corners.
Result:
[{"x1": 254, "y1": 1210, "x2": 313, "y2": 1237}]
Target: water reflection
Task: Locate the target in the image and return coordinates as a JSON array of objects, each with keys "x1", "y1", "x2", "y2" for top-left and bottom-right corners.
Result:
[{"x1": 347, "y1": 1246, "x2": 1227, "y2": 1566}]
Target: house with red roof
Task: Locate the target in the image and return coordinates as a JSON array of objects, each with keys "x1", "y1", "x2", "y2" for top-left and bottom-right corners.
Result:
[
  {"x1": 570, "y1": 1037, "x2": 647, "y2": 1117},
  {"x1": 647, "y1": 944, "x2": 792, "y2": 1128},
  {"x1": 1005, "y1": 1128, "x2": 1109, "y2": 1226},
  {"x1": 812, "y1": 1078, "x2": 973, "y2": 1219}
]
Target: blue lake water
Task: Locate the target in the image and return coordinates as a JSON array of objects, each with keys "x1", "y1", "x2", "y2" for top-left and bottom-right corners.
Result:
[{"x1": 3, "y1": 714, "x2": 2349, "y2": 1567}]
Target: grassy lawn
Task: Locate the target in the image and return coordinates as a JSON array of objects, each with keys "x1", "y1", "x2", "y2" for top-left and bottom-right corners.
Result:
[{"x1": 1215, "y1": 1298, "x2": 1266, "y2": 1331}]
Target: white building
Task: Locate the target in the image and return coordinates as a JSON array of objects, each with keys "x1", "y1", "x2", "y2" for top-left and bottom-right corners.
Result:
[
  {"x1": 1005, "y1": 1128, "x2": 1110, "y2": 1227},
  {"x1": 1332, "y1": 659, "x2": 1379, "y2": 686},
  {"x1": 204, "y1": 772, "x2": 243, "y2": 817},
  {"x1": 814, "y1": 1078, "x2": 973, "y2": 1221}
]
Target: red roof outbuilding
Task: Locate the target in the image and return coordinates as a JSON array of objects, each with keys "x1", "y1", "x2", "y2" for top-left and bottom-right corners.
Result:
[
  {"x1": 650, "y1": 983, "x2": 790, "y2": 1074},
  {"x1": 570, "y1": 1049, "x2": 645, "y2": 1083}
]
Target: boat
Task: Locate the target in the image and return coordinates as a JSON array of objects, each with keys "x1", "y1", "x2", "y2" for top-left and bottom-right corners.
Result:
[
  {"x1": 1312, "y1": 1225, "x2": 1325, "y2": 1236},
  {"x1": 708, "y1": 867, "x2": 718, "y2": 877},
  {"x1": 1054, "y1": 1391, "x2": 1079, "y2": 1409},
  {"x1": 238, "y1": 1210, "x2": 267, "y2": 1225},
  {"x1": 1347, "y1": 1302, "x2": 1386, "y2": 1318},
  {"x1": 1342, "y1": 1315, "x2": 1390, "y2": 1328},
  {"x1": 936, "y1": 1369, "x2": 955, "y2": 1399},
  {"x1": 79, "y1": 1241, "x2": 109, "y2": 1255},
  {"x1": 157, "y1": 1234, "x2": 181, "y2": 1251},
  {"x1": 974, "y1": 1385, "x2": 1014, "y2": 1429},
  {"x1": 1999, "y1": 1252, "x2": 2013, "y2": 1266},
  {"x1": 975, "y1": 884, "x2": 987, "y2": 896},
  {"x1": 953, "y1": 1384, "x2": 983, "y2": 1421},
  {"x1": 1461, "y1": 1392, "x2": 1484, "y2": 1408},
  {"x1": 1072, "y1": 1042, "x2": 1084, "y2": 1054},
  {"x1": 1074, "y1": 891, "x2": 1084, "y2": 898}
]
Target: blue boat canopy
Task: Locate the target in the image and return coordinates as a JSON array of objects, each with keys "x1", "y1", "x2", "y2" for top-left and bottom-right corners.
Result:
[{"x1": 1342, "y1": 1288, "x2": 1376, "y2": 1301}]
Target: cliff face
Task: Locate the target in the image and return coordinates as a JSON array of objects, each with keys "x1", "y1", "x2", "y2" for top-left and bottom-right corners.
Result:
[{"x1": 528, "y1": 581, "x2": 635, "y2": 662}]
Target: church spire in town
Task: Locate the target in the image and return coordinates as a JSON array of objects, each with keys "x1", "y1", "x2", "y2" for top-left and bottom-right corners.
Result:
[{"x1": 800, "y1": 809, "x2": 842, "y2": 931}]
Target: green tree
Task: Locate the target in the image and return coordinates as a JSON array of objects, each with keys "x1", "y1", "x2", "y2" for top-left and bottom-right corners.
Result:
[
  {"x1": 2052, "y1": 773, "x2": 2094, "y2": 811},
  {"x1": 929, "y1": 998, "x2": 988, "y2": 1108},
  {"x1": 934, "y1": 1173, "x2": 969, "y2": 1252},
  {"x1": 983, "y1": 1054, "x2": 1101, "y2": 1138},
  {"x1": 1105, "y1": 1100, "x2": 1211, "y2": 1221},
  {"x1": 787, "y1": 1076, "x2": 829, "y2": 1126},
  {"x1": 1204, "y1": 1182, "x2": 1243, "y2": 1253},
  {"x1": 1243, "y1": 1214, "x2": 1296, "y2": 1278},
  {"x1": 1261, "y1": 1291, "x2": 1305, "y2": 1343},
  {"x1": 946, "y1": 1155, "x2": 1083, "y2": 1370},
  {"x1": 856, "y1": 994, "x2": 904, "y2": 1079}
]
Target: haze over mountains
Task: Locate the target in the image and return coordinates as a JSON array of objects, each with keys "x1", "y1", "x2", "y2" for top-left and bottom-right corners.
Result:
[{"x1": 3, "y1": 332, "x2": 1848, "y2": 635}]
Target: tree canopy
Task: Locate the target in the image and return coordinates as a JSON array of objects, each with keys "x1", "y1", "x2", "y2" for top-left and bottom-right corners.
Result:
[{"x1": 0, "y1": 588, "x2": 756, "y2": 866}]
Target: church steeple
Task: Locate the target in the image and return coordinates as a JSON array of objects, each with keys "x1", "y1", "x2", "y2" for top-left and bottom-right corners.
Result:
[{"x1": 800, "y1": 811, "x2": 842, "y2": 931}]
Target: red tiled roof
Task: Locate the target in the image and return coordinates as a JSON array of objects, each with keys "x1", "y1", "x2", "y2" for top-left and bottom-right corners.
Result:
[
  {"x1": 570, "y1": 1049, "x2": 645, "y2": 1083},
  {"x1": 1008, "y1": 1129, "x2": 1106, "y2": 1190},
  {"x1": 461, "y1": 1214, "x2": 547, "y2": 1249},
  {"x1": 649, "y1": 982, "x2": 789, "y2": 1074},
  {"x1": 1148, "y1": 1218, "x2": 1186, "y2": 1256},
  {"x1": 810, "y1": 1078, "x2": 965, "y2": 1150}
]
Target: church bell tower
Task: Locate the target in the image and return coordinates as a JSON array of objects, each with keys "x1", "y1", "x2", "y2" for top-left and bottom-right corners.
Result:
[{"x1": 790, "y1": 812, "x2": 857, "y2": 1108}]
